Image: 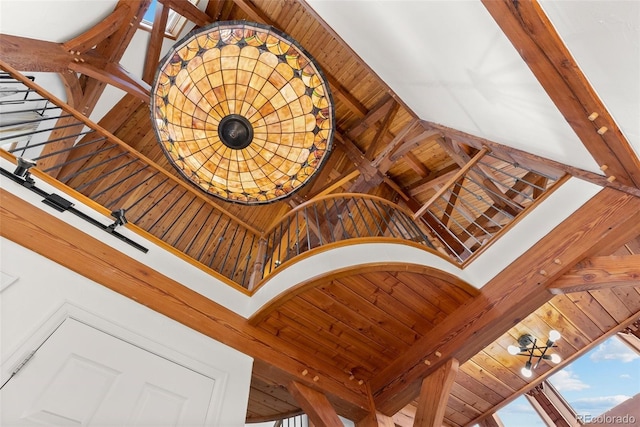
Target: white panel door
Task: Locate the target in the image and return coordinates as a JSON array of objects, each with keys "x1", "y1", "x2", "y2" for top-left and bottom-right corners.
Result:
[{"x1": 1, "y1": 318, "x2": 217, "y2": 426}]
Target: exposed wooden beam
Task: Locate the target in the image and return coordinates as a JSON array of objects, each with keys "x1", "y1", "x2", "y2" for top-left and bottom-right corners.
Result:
[
  {"x1": 388, "y1": 129, "x2": 442, "y2": 164},
  {"x1": 549, "y1": 254, "x2": 640, "y2": 294},
  {"x1": 371, "y1": 118, "x2": 421, "y2": 169},
  {"x1": 481, "y1": 0, "x2": 640, "y2": 188},
  {"x1": 336, "y1": 132, "x2": 382, "y2": 184},
  {"x1": 414, "y1": 358, "x2": 459, "y2": 427},
  {"x1": 413, "y1": 148, "x2": 489, "y2": 220},
  {"x1": 0, "y1": 189, "x2": 371, "y2": 419},
  {"x1": 75, "y1": 0, "x2": 150, "y2": 115},
  {"x1": 477, "y1": 413, "x2": 504, "y2": 427},
  {"x1": 372, "y1": 187, "x2": 640, "y2": 414},
  {"x1": 404, "y1": 152, "x2": 431, "y2": 178},
  {"x1": 347, "y1": 96, "x2": 394, "y2": 139},
  {"x1": 205, "y1": 0, "x2": 228, "y2": 21},
  {"x1": 142, "y1": 1, "x2": 169, "y2": 84},
  {"x1": 407, "y1": 165, "x2": 460, "y2": 196},
  {"x1": 287, "y1": 381, "x2": 344, "y2": 427},
  {"x1": 423, "y1": 120, "x2": 640, "y2": 198},
  {"x1": 440, "y1": 137, "x2": 521, "y2": 216},
  {"x1": 365, "y1": 102, "x2": 400, "y2": 160},
  {"x1": 460, "y1": 170, "x2": 549, "y2": 242},
  {"x1": 158, "y1": 0, "x2": 214, "y2": 27},
  {"x1": 309, "y1": 169, "x2": 361, "y2": 200},
  {"x1": 0, "y1": 35, "x2": 73, "y2": 72},
  {"x1": 69, "y1": 58, "x2": 150, "y2": 102},
  {"x1": 525, "y1": 381, "x2": 577, "y2": 427}
]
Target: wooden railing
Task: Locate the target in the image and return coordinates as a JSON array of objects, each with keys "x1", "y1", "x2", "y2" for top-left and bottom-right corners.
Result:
[
  {"x1": 253, "y1": 194, "x2": 436, "y2": 284},
  {"x1": 1, "y1": 63, "x2": 563, "y2": 288},
  {"x1": 0, "y1": 64, "x2": 437, "y2": 290},
  {"x1": 0, "y1": 63, "x2": 262, "y2": 289},
  {"x1": 413, "y1": 148, "x2": 564, "y2": 263}
]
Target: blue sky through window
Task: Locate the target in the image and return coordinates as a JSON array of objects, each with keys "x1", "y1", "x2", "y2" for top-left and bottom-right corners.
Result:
[
  {"x1": 495, "y1": 336, "x2": 639, "y2": 426},
  {"x1": 143, "y1": 0, "x2": 158, "y2": 24}
]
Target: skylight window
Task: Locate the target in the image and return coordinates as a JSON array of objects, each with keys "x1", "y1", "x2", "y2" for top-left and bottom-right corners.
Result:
[
  {"x1": 495, "y1": 335, "x2": 639, "y2": 426},
  {"x1": 548, "y1": 335, "x2": 639, "y2": 422},
  {"x1": 140, "y1": 0, "x2": 201, "y2": 39}
]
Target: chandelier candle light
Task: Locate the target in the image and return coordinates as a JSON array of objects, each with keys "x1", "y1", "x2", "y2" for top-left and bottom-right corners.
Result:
[{"x1": 508, "y1": 330, "x2": 562, "y2": 378}]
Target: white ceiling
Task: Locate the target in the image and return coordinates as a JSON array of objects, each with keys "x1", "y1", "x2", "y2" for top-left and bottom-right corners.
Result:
[
  {"x1": 307, "y1": 0, "x2": 640, "y2": 175},
  {"x1": 1, "y1": 0, "x2": 638, "y2": 176}
]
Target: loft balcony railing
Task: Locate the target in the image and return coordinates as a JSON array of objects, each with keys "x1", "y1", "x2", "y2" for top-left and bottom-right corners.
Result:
[
  {"x1": 254, "y1": 193, "x2": 436, "y2": 284},
  {"x1": 412, "y1": 147, "x2": 564, "y2": 263},
  {"x1": 0, "y1": 64, "x2": 437, "y2": 290},
  {"x1": 0, "y1": 64, "x2": 261, "y2": 289},
  {"x1": 0, "y1": 63, "x2": 563, "y2": 289}
]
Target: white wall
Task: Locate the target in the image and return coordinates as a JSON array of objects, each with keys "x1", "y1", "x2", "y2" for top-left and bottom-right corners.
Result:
[{"x1": 0, "y1": 237, "x2": 253, "y2": 426}]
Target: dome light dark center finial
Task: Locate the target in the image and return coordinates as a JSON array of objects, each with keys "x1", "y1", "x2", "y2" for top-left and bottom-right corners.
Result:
[{"x1": 218, "y1": 114, "x2": 253, "y2": 149}]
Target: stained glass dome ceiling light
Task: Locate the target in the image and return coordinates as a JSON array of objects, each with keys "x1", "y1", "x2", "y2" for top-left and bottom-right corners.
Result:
[{"x1": 150, "y1": 21, "x2": 335, "y2": 204}]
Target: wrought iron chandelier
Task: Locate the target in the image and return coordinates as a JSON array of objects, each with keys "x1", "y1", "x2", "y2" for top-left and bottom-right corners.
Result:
[
  {"x1": 151, "y1": 21, "x2": 334, "y2": 204},
  {"x1": 508, "y1": 330, "x2": 562, "y2": 378}
]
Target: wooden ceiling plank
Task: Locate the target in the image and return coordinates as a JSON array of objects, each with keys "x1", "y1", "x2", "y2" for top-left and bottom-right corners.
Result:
[
  {"x1": 329, "y1": 278, "x2": 421, "y2": 346},
  {"x1": 372, "y1": 188, "x2": 640, "y2": 414},
  {"x1": 0, "y1": 191, "x2": 371, "y2": 418},
  {"x1": 414, "y1": 358, "x2": 459, "y2": 427},
  {"x1": 339, "y1": 274, "x2": 435, "y2": 336},
  {"x1": 287, "y1": 297, "x2": 396, "y2": 364},
  {"x1": 407, "y1": 165, "x2": 460, "y2": 196},
  {"x1": 468, "y1": 348, "x2": 528, "y2": 392},
  {"x1": 567, "y1": 291, "x2": 618, "y2": 334},
  {"x1": 461, "y1": 359, "x2": 516, "y2": 398},
  {"x1": 158, "y1": 0, "x2": 214, "y2": 27},
  {"x1": 547, "y1": 294, "x2": 604, "y2": 341},
  {"x1": 447, "y1": 393, "x2": 484, "y2": 419},
  {"x1": 142, "y1": 1, "x2": 170, "y2": 84},
  {"x1": 612, "y1": 287, "x2": 640, "y2": 316},
  {"x1": 232, "y1": 0, "x2": 369, "y2": 118},
  {"x1": 260, "y1": 313, "x2": 356, "y2": 374},
  {"x1": 530, "y1": 302, "x2": 592, "y2": 350},
  {"x1": 366, "y1": 272, "x2": 447, "y2": 325},
  {"x1": 308, "y1": 285, "x2": 410, "y2": 355},
  {"x1": 274, "y1": 307, "x2": 380, "y2": 376},
  {"x1": 550, "y1": 254, "x2": 640, "y2": 294},
  {"x1": 450, "y1": 381, "x2": 495, "y2": 413},
  {"x1": 588, "y1": 289, "x2": 633, "y2": 324},
  {"x1": 288, "y1": 381, "x2": 344, "y2": 427},
  {"x1": 481, "y1": 0, "x2": 640, "y2": 188}
]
